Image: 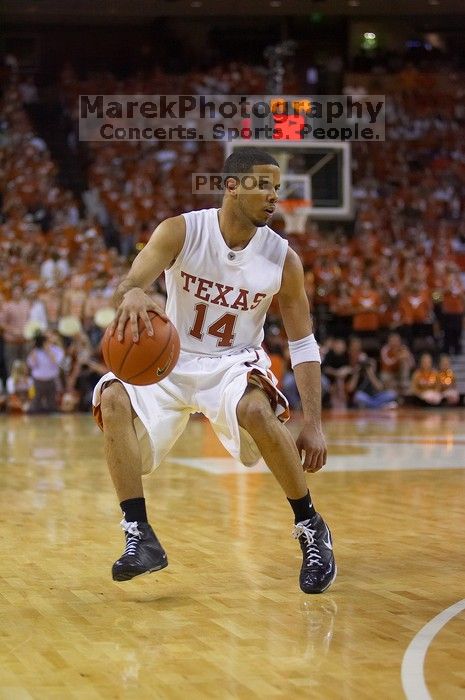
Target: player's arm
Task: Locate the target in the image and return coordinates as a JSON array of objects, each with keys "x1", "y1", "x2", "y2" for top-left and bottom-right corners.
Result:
[
  {"x1": 277, "y1": 247, "x2": 327, "y2": 472},
  {"x1": 112, "y1": 215, "x2": 185, "y2": 341},
  {"x1": 114, "y1": 215, "x2": 185, "y2": 303}
]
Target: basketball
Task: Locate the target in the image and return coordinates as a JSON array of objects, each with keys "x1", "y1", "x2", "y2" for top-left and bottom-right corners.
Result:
[{"x1": 101, "y1": 311, "x2": 180, "y2": 385}]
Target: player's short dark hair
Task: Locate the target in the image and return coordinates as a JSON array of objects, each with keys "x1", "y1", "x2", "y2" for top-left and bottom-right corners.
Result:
[{"x1": 223, "y1": 147, "x2": 279, "y2": 176}]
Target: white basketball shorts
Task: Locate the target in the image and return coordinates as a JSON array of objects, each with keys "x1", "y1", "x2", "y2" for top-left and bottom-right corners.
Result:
[{"x1": 92, "y1": 346, "x2": 290, "y2": 475}]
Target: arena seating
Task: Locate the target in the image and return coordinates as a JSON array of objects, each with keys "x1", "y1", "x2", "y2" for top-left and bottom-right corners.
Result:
[{"x1": 1, "y1": 61, "x2": 464, "y2": 409}]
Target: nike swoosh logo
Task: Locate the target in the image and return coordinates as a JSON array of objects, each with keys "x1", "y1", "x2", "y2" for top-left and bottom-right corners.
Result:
[
  {"x1": 323, "y1": 527, "x2": 333, "y2": 551},
  {"x1": 156, "y1": 348, "x2": 174, "y2": 376}
]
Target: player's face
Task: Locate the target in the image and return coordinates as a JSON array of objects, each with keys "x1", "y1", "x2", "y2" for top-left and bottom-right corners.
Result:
[{"x1": 236, "y1": 164, "x2": 280, "y2": 227}]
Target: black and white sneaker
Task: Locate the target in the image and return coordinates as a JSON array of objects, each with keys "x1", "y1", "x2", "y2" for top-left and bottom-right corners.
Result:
[
  {"x1": 293, "y1": 513, "x2": 337, "y2": 594},
  {"x1": 112, "y1": 519, "x2": 168, "y2": 582}
]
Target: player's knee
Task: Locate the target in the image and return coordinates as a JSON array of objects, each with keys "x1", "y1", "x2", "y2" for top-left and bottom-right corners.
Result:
[
  {"x1": 237, "y1": 392, "x2": 274, "y2": 432},
  {"x1": 100, "y1": 382, "x2": 131, "y2": 423}
]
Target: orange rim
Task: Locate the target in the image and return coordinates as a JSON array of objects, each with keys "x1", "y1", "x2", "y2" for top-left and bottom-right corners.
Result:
[{"x1": 278, "y1": 199, "x2": 311, "y2": 211}]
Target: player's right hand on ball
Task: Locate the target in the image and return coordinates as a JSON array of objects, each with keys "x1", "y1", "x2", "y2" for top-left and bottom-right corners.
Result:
[{"x1": 111, "y1": 288, "x2": 168, "y2": 342}]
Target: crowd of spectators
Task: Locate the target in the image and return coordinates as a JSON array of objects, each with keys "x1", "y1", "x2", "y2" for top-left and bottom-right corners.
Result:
[
  {"x1": 0, "y1": 75, "x2": 121, "y2": 412},
  {"x1": 59, "y1": 62, "x2": 267, "y2": 247},
  {"x1": 268, "y1": 66, "x2": 465, "y2": 407},
  {"x1": 1, "y1": 59, "x2": 465, "y2": 412}
]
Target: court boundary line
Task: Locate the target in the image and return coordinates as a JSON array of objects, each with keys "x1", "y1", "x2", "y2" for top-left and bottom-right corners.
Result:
[{"x1": 401, "y1": 598, "x2": 465, "y2": 700}]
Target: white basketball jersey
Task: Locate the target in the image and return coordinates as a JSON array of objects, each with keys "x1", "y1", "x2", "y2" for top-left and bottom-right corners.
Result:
[{"x1": 164, "y1": 208, "x2": 288, "y2": 355}]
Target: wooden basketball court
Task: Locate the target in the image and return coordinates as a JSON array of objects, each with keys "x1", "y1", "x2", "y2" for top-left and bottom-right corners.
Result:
[{"x1": 0, "y1": 408, "x2": 463, "y2": 699}]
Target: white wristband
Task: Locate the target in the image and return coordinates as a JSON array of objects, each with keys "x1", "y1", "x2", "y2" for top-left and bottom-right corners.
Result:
[{"x1": 288, "y1": 334, "x2": 321, "y2": 368}]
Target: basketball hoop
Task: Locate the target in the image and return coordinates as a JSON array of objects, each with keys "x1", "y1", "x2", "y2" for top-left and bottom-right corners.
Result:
[{"x1": 277, "y1": 198, "x2": 311, "y2": 234}]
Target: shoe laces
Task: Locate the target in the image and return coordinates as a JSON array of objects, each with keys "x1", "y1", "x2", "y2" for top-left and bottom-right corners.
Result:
[
  {"x1": 293, "y1": 521, "x2": 323, "y2": 567},
  {"x1": 120, "y1": 519, "x2": 142, "y2": 557}
]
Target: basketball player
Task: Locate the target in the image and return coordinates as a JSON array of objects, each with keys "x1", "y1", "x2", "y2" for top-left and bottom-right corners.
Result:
[{"x1": 93, "y1": 148, "x2": 336, "y2": 594}]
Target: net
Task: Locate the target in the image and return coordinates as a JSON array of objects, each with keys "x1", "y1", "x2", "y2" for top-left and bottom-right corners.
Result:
[{"x1": 277, "y1": 198, "x2": 311, "y2": 234}]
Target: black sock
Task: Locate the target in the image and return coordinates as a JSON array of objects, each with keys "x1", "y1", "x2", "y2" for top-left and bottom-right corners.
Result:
[
  {"x1": 288, "y1": 491, "x2": 316, "y2": 524},
  {"x1": 120, "y1": 498, "x2": 148, "y2": 523}
]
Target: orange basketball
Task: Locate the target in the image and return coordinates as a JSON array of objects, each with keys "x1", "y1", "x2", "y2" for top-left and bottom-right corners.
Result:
[{"x1": 101, "y1": 311, "x2": 180, "y2": 385}]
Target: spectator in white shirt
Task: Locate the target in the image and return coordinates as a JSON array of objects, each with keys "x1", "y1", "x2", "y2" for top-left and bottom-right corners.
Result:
[
  {"x1": 27, "y1": 332, "x2": 64, "y2": 413},
  {"x1": 40, "y1": 251, "x2": 69, "y2": 285}
]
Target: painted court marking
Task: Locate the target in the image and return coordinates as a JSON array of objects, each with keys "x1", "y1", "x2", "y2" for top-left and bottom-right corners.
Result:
[
  {"x1": 169, "y1": 436, "x2": 465, "y2": 474},
  {"x1": 401, "y1": 598, "x2": 465, "y2": 700}
]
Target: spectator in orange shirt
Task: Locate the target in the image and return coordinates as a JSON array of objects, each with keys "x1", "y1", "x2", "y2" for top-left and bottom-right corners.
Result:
[
  {"x1": 409, "y1": 353, "x2": 441, "y2": 406},
  {"x1": 437, "y1": 354, "x2": 460, "y2": 406},
  {"x1": 399, "y1": 281, "x2": 434, "y2": 347},
  {"x1": 380, "y1": 332, "x2": 414, "y2": 393},
  {"x1": 399, "y1": 282, "x2": 433, "y2": 325},
  {"x1": 351, "y1": 277, "x2": 381, "y2": 337},
  {"x1": 441, "y1": 273, "x2": 464, "y2": 355}
]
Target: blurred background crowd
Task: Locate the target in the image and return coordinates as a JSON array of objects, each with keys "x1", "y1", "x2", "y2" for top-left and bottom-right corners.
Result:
[{"x1": 1, "y1": 18, "x2": 465, "y2": 413}]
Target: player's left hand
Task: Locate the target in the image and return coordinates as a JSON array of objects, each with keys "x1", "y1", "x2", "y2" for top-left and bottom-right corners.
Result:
[{"x1": 296, "y1": 423, "x2": 327, "y2": 473}]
